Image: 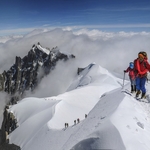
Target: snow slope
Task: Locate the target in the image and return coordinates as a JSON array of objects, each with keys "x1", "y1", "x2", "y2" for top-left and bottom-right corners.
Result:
[{"x1": 7, "y1": 63, "x2": 150, "y2": 150}]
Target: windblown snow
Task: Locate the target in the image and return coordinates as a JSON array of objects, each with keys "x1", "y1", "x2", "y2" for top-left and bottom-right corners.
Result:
[
  {"x1": 7, "y1": 63, "x2": 150, "y2": 150},
  {"x1": 37, "y1": 44, "x2": 50, "y2": 55}
]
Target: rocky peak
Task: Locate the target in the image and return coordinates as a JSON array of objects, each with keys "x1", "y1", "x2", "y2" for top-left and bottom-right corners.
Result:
[{"x1": 0, "y1": 43, "x2": 75, "y2": 103}]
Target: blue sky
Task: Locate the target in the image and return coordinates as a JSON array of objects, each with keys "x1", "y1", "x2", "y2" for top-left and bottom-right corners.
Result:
[{"x1": 0, "y1": 0, "x2": 150, "y2": 35}]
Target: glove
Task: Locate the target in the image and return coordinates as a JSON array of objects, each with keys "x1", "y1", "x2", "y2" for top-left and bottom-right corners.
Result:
[{"x1": 124, "y1": 70, "x2": 126, "y2": 73}]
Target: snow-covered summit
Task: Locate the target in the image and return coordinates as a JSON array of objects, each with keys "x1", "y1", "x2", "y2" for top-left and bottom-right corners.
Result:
[
  {"x1": 67, "y1": 63, "x2": 122, "y2": 91},
  {"x1": 36, "y1": 42, "x2": 50, "y2": 55}
]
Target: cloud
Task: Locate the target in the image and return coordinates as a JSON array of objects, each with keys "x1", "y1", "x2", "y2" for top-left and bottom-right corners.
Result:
[
  {"x1": 0, "y1": 28, "x2": 150, "y2": 97},
  {"x1": 26, "y1": 59, "x2": 77, "y2": 98},
  {"x1": 0, "y1": 27, "x2": 36, "y2": 36},
  {"x1": 1, "y1": 23, "x2": 150, "y2": 36}
]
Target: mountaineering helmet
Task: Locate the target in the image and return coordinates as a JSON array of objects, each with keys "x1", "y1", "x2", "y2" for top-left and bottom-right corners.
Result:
[
  {"x1": 129, "y1": 62, "x2": 134, "y2": 69},
  {"x1": 138, "y1": 51, "x2": 147, "y2": 59}
]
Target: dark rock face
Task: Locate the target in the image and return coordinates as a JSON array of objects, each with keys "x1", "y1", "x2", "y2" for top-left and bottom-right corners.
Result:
[
  {"x1": 0, "y1": 106, "x2": 20, "y2": 149},
  {"x1": 0, "y1": 43, "x2": 75, "y2": 149},
  {"x1": 0, "y1": 143, "x2": 21, "y2": 150}
]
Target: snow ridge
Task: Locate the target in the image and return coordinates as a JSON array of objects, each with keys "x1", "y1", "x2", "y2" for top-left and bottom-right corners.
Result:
[{"x1": 6, "y1": 63, "x2": 150, "y2": 150}]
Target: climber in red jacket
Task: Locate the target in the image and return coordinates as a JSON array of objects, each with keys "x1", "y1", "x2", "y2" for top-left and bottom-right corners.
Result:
[{"x1": 134, "y1": 52, "x2": 150, "y2": 98}]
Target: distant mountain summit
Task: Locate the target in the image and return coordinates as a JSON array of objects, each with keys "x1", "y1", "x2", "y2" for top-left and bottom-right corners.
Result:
[{"x1": 0, "y1": 42, "x2": 75, "y2": 103}]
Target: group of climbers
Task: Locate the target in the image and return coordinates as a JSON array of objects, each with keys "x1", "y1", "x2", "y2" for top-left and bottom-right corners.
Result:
[{"x1": 124, "y1": 51, "x2": 150, "y2": 99}]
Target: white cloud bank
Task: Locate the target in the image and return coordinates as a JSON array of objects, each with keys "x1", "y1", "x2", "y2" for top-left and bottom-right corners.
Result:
[{"x1": 0, "y1": 28, "x2": 150, "y2": 98}]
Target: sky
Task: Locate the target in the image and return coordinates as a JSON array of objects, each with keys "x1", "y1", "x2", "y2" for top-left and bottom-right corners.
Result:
[
  {"x1": 0, "y1": 63, "x2": 149, "y2": 150},
  {"x1": 0, "y1": 0, "x2": 150, "y2": 36}
]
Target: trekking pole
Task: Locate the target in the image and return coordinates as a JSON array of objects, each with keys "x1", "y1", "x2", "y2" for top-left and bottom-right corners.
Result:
[{"x1": 122, "y1": 72, "x2": 125, "y2": 89}]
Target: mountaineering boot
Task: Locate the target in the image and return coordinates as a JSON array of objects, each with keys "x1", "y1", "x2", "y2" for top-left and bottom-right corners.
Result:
[
  {"x1": 136, "y1": 90, "x2": 141, "y2": 97},
  {"x1": 131, "y1": 85, "x2": 134, "y2": 93},
  {"x1": 141, "y1": 93, "x2": 146, "y2": 99}
]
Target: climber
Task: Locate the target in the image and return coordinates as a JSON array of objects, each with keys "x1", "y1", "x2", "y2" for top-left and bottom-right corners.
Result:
[
  {"x1": 124, "y1": 62, "x2": 136, "y2": 93},
  {"x1": 134, "y1": 51, "x2": 150, "y2": 98}
]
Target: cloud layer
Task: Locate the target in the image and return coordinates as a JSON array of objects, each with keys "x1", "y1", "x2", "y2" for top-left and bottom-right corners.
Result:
[{"x1": 0, "y1": 28, "x2": 150, "y2": 98}]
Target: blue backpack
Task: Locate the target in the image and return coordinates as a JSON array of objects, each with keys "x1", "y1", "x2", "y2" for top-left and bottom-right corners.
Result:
[{"x1": 129, "y1": 62, "x2": 134, "y2": 69}]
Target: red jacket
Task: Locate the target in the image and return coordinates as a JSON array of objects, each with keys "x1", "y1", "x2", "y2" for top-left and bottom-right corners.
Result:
[
  {"x1": 134, "y1": 58, "x2": 150, "y2": 77},
  {"x1": 125, "y1": 67, "x2": 136, "y2": 79}
]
